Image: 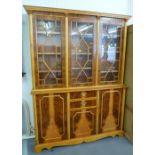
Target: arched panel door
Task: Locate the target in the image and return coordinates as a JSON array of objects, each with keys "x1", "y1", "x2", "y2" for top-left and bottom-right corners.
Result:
[
  {"x1": 36, "y1": 93, "x2": 67, "y2": 143},
  {"x1": 99, "y1": 89, "x2": 122, "y2": 133}
]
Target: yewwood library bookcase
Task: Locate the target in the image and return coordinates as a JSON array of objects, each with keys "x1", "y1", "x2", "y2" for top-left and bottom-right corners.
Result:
[{"x1": 24, "y1": 5, "x2": 130, "y2": 152}]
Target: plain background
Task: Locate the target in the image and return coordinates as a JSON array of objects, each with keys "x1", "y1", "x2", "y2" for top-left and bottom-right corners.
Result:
[{"x1": 0, "y1": 0, "x2": 155, "y2": 155}]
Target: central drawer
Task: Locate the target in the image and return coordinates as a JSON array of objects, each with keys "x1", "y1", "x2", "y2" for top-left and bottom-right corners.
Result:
[
  {"x1": 70, "y1": 91, "x2": 97, "y2": 109},
  {"x1": 70, "y1": 91, "x2": 96, "y2": 99}
]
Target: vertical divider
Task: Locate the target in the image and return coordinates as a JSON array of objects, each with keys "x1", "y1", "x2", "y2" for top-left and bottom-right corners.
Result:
[
  {"x1": 65, "y1": 14, "x2": 69, "y2": 88},
  {"x1": 65, "y1": 13, "x2": 70, "y2": 139},
  {"x1": 29, "y1": 13, "x2": 36, "y2": 89},
  {"x1": 120, "y1": 88, "x2": 126, "y2": 130},
  {"x1": 121, "y1": 22, "x2": 128, "y2": 83},
  {"x1": 29, "y1": 14, "x2": 38, "y2": 144},
  {"x1": 95, "y1": 16, "x2": 100, "y2": 85},
  {"x1": 96, "y1": 90, "x2": 100, "y2": 134},
  {"x1": 32, "y1": 95, "x2": 39, "y2": 144},
  {"x1": 67, "y1": 92, "x2": 70, "y2": 139}
]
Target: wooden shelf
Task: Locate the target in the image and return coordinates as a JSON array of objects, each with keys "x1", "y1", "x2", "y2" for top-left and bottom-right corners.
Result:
[
  {"x1": 101, "y1": 59, "x2": 120, "y2": 62},
  {"x1": 101, "y1": 34, "x2": 120, "y2": 38},
  {"x1": 39, "y1": 70, "x2": 61, "y2": 73},
  {"x1": 100, "y1": 70, "x2": 118, "y2": 73},
  {"x1": 38, "y1": 53, "x2": 61, "y2": 55},
  {"x1": 72, "y1": 33, "x2": 93, "y2": 36},
  {"x1": 72, "y1": 67, "x2": 92, "y2": 70},
  {"x1": 72, "y1": 53, "x2": 92, "y2": 55},
  {"x1": 37, "y1": 31, "x2": 61, "y2": 35}
]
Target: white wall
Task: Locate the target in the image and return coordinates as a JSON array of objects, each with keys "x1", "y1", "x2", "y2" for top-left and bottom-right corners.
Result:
[
  {"x1": 22, "y1": 0, "x2": 133, "y2": 131},
  {"x1": 23, "y1": 0, "x2": 131, "y2": 14},
  {"x1": 127, "y1": 0, "x2": 133, "y2": 25},
  {"x1": 22, "y1": 13, "x2": 34, "y2": 128}
]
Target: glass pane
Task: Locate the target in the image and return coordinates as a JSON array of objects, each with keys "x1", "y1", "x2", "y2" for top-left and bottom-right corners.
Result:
[
  {"x1": 99, "y1": 18, "x2": 125, "y2": 83},
  {"x1": 34, "y1": 15, "x2": 65, "y2": 88},
  {"x1": 69, "y1": 17, "x2": 96, "y2": 86}
]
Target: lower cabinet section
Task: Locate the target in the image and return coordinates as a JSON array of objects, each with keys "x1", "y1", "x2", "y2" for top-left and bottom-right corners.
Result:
[{"x1": 34, "y1": 87, "x2": 125, "y2": 152}]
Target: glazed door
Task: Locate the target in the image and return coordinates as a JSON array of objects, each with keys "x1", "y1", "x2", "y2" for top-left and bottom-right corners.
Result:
[
  {"x1": 33, "y1": 13, "x2": 65, "y2": 88},
  {"x1": 69, "y1": 16, "x2": 96, "y2": 86},
  {"x1": 36, "y1": 93, "x2": 67, "y2": 143},
  {"x1": 99, "y1": 89, "x2": 122, "y2": 133},
  {"x1": 99, "y1": 18, "x2": 125, "y2": 84},
  {"x1": 70, "y1": 91, "x2": 97, "y2": 138}
]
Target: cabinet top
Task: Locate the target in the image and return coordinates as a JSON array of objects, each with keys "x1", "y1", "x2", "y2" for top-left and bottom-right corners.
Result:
[{"x1": 24, "y1": 5, "x2": 131, "y2": 20}]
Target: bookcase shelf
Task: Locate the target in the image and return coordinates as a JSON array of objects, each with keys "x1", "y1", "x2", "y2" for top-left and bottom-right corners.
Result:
[{"x1": 25, "y1": 5, "x2": 129, "y2": 152}]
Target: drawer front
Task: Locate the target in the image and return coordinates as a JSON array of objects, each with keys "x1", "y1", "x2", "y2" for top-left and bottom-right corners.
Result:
[
  {"x1": 70, "y1": 91, "x2": 96, "y2": 109},
  {"x1": 70, "y1": 91, "x2": 96, "y2": 108},
  {"x1": 36, "y1": 93, "x2": 67, "y2": 143},
  {"x1": 99, "y1": 89, "x2": 122, "y2": 133},
  {"x1": 70, "y1": 91, "x2": 96, "y2": 99},
  {"x1": 70, "y1": 100, "x2": 96, "y2": 109}
]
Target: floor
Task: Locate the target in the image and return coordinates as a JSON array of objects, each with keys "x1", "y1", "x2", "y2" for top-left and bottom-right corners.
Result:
[{"x1": 22, "y1": 136, "x2": 133, "y2": 155}]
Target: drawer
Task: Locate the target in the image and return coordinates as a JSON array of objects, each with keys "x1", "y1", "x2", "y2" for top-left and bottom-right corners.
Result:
[
  {"x1": 70, "y1": 100, "x2": 96, "y2": 109},
  {"x1": 70, "y1": 91, "x2": 97, "y2": 109},
  {"x1": 70, "y1": 91, "x2": 96, "y2": 99}
]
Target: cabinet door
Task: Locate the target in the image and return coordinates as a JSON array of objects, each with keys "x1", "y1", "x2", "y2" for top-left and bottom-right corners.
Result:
[
  {"x1": 99, "y1": 18, "x2": 125, "y2": 83},
  {"x1": 99, "y1": 89, "x2": 122, "y2": 133},
  {"x1": 33, "y1": 13, "x2": 65, "y2": 88},
  {"x1": 70, "y1": 91, "x2": 97, "y2": 138},
  {"x1": 36, "y1": 93, "x2": 67, "y2": 143},
  {"x1": 69, "y1": 16, "x2": 96, "y2": 86}
]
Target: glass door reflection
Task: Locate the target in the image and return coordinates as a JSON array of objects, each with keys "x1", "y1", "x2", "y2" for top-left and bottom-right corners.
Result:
[
  {"x1": 99, "y1": 18, "x2": 125, "y2": 83},
  {"x1": 69, "y1": 16, "x2": 96, "y2": 86}
]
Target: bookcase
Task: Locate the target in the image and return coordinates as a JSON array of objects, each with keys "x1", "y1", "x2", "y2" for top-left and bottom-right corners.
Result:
[{"x1": 24, "y1": 5, "x2": 130, "y2": 152}]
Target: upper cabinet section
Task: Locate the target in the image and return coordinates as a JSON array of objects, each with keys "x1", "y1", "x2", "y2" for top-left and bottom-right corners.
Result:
[
  {"x1": 26, "y1": 6, "x2": 130, "y2": 89},
  {"x1": 98, "y1": 18, "x2": 125, "y2": 84},
  {"x1": 32, "y1": 13, "x2": 66, "y2": 88},
  {"x1": 68, "y1": 16, "x2": 96, "y2": 86}
]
